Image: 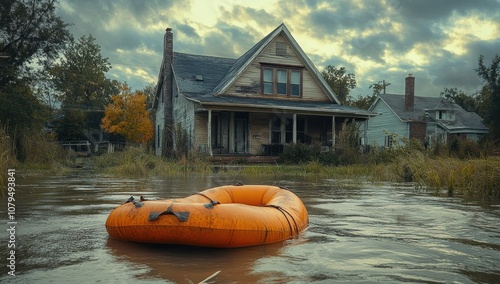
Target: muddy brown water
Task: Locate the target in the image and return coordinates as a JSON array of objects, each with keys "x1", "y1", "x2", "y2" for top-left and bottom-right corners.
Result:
[{"x1": 1, "y1": 169, "x2": 499, "y2": 283}]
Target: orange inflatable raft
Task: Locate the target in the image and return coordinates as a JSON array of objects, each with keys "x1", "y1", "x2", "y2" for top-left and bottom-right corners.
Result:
[{"x1": 105, "y1": 185, "x2": 309, "y2": 248}]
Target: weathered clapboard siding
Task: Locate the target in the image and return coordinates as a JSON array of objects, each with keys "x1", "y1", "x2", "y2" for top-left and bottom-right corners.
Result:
[
  {"x1": 366, "y1": 99, "x2": 408, "y2": 146},
  {"x1": 194, "y1": 112, "x2": 209, "y2": 152},
  {"x1": 249, "y1": 112, "x2": 271, "y2": 154},
  {"x1": 172, "y1": 84, "x2": 197, "y2": 151},
  {"x1": 224, "y1": 35, "x2": 331, "y2": 102},
  {"x1": 155, "y1": 101, "x2": 164, "y2": 156}
]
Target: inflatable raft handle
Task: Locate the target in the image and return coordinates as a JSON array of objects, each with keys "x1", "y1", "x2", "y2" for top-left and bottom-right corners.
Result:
[{"x1": 148, "y1": 202, "x2": 190, "y2": 222}]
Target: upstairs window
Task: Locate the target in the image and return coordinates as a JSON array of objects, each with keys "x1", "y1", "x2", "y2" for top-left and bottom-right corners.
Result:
[
  {"x1": 290, "y1": 70, "x2": 301, "y2": 97},
  {"x1": 261, "y1": 65, "x2": 302, "y2": 97},
  {"x1": 263, "y1": 68, "x2": 273, "y2": 94},
  {"x1": 277, "y1": 69, "x2": 287, "y2": 95},
  {"x1": 437, "y1": 110, "x2": 455, "y2": 120}
]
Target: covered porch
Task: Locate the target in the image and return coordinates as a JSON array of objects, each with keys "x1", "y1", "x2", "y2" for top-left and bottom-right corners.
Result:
[{"x1": 195, "y1": 107, "x2": 371, "y2": 157}]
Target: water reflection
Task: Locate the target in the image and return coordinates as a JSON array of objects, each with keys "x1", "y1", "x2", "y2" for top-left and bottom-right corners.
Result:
[{"x1": 0, "y1": 173, "x2": 499, "y2": 283}]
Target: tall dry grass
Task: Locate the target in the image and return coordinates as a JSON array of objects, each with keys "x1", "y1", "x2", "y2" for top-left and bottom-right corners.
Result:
[
  {"x1": 0, "y1": 127, "x2": 16, "y2": 193},
  {"x1": 382, "y1": 151, "x2": 500, "y2": 199},
  {"x1": 93, "y1": 146, "x2": 212, "y2": 176}
]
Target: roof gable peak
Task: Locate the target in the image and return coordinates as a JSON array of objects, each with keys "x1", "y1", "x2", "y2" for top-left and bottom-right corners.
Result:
[{"x1": 211, "y1": 23, "x2": 340, "y2": 103}]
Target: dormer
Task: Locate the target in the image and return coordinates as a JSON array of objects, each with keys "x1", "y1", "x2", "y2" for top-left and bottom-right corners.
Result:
[{"x1": 436, "y1": 109, "x2": 455, "y2": 121}]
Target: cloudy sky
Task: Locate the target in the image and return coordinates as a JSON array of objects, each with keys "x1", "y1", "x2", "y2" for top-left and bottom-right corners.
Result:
[{"x1": 56, "y1": 0, "x2": 500, "y2": 99}]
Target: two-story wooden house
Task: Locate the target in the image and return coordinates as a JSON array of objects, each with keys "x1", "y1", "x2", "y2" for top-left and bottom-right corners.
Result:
[
  {"x1": 152, "y1": 24, "x2": 374, "y2": 158},
  {"x1": 366, "y1": 75, "x2": 489, "y2": 147}
]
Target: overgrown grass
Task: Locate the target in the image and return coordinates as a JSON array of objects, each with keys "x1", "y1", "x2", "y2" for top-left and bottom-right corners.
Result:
[
  {"x1": 0, "y1": 127, "x2": 16, "y2": 192},
  {"x1": 93, "y1": 147, "x2": 212, "y2": 176},
  {"x1": 0, "y1": 128, "x2": 76, "y2": 193},
  {"x1": 390, "y1": 152, "x2": 500, "y2": 199}
]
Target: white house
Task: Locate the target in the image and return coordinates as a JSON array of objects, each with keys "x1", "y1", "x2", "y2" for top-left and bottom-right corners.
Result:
[{"x1": 367, "y1": 75, "x2": 488, "y2": 147}]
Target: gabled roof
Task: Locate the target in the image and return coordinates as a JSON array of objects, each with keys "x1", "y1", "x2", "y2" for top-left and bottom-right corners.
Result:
[
  {"x1": 153, "y1": 24, "x2": 375, "y2": 118},
  {"x1": 373, "y1": 94, "x2": 488, "y2": 132},
  {"x1": 209, "y1": 23, "x2": 341, "y2": 104}
]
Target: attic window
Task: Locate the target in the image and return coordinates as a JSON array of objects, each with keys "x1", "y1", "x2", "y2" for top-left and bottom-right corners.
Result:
[
  {"x1": 261, "y1": 65, "x2": 302, "y2": 97},
  {"x1": 195, "y1": 75, "x2": 203, "y2": 81},
  {"x1": 276, "y1": 41, "x2": 287, "y2": 57}
]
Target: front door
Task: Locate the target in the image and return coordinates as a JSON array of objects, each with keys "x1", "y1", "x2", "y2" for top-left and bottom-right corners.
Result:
[{"x1": 234, "y1": 113, "x2": 248, "y2": 153}]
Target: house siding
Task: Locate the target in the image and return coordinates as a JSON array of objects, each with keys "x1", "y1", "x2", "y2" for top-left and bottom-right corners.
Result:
[
  {"x1": 172, "y1": 82, "x2": 196, "y2": 152},
  {"x1": 249, "y1": 112, "x2": 271, "y2": 154},
  {"x1": 194, "y1": 112, "x2": 208, "y2": 153},
  {"x1": 224, "y1": 35, "x2": 330, "y2": 102},
  {"x1": 366, "y1": 100, "x2": 408, "y2": 146}
]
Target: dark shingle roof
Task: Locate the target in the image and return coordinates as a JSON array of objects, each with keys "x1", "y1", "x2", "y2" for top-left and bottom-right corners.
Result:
[
  {"x1": 378, "y1": 94, "x2": 488, "y2": 131},
  {"x1": 173, "y1": 52, "x2": 236, "y2": 95},
  {"x1": 183, "y1": 94, "x2": 373, "y2": 116},
  {"x1": 169, "y1": 24, "x2": 371, "y2": 117}
]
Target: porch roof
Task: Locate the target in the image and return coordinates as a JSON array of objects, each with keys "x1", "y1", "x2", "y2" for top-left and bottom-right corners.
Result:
[{"x1": 184, "y1": 94, "x2": 375, "y2": 118}]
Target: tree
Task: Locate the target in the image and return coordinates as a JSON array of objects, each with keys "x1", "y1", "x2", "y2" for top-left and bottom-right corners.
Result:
[
  {"x1": 369, "y1": 80, "x2": 391, "y2": 95},
  {"x1": 101, "y1": 83, "x2": 153, "y2": 144},
  {"x1": 348, "y1": 94, "x2": 377, "y2": 110},
  {"x1": 475, "y1": 54, "x2": 500, "y2": 140},
  {"x1": 0, "y1": 0, "x2": 71, "y2": 160},
  {"x1": 49, "y1": 34, "x2": 119, "y2": 141},
  {"x1": 141, "y1": 83, "x2": 156, "y2": 107},
  {"x1": 49, "y1": 35, "x2": 117, "y2": 108},
  {"x1": 321, "y1": 65, "x2": 356, "y2": 104},
  {"x1": 440, "y1": 88, "x2": 478, "y2": 112},
  {"x1": 0, "y1": 0, "x2": 71, "y2": 86},
  {"x1": 53, "y1": 109, "x2": 87, "y2": 141}
]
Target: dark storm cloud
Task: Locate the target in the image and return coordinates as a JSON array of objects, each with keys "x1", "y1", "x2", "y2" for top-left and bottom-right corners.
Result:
[
  {"x1": 177, "y1": 24, "x2": 201, "y2": 41},
  {"x1": 55, "y1": 0, "x2": 500, "y2": 94}
]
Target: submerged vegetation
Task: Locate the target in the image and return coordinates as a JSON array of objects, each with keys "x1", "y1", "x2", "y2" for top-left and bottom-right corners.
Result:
[
  {"x1": 93, "y1": 147, "x2": 212, "y2": 176},
  {"x1": 1, "y1": 124, "x2": 499, "y2": 200},
  {"x1": 88, "y1": 136, "x2": 500, "y2": 200}
]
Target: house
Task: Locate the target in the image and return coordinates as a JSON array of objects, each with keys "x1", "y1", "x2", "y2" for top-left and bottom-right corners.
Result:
[
  {"x1": 366, "y1": 74, "x2": 489, "y2": 147},
  {"x1": 152, "y1": 24, "x2": 374, "y2": 158}
]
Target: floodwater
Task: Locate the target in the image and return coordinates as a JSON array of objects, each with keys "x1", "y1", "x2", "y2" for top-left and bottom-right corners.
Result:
[{"x1": 1, "y1": 167, "x2": 500, "y2": 283}]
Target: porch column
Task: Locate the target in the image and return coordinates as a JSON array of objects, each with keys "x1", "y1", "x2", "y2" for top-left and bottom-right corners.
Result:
[
  {"x1": 208, "y1": 109, "x2": 212, "y2": 156},
  {"x1": 363, "y1": 119, "x2": 368, "y2": 149},
  {"x1": 229, "y1": 112, "x2": 235, "y2": 153},
  {"x1": 293, "y1": 113, "x2": 297, "y2": 144},
  {"x1": 332, "y1": 116, "x2": 336, "y2": 149}
]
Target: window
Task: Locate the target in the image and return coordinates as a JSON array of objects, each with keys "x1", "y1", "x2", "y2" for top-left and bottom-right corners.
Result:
[
  {"x1": 261, "y1": 65, "x2": 302, "y2": 97},
  {"x1": 157, "y1": 125, "x2": 161, "y2": 147},
  {"x1": 277, "y1": 69, "x2": 287, "y2": 95},
  {"x1": 291, "y1": 70, "x2": 301, "y2": 96},
  {"x1": 271, "y1": 116, "x2": 306, "y2": 144},
  {"x1": 437, "y1": 110, "x2": 455, "y2": 121},
  {"x1": 271, "y1": 116, "x2": 282, "y2": 143},
  {"x1": 263, "y1": 68, "x2": 273, "y2": 94}
]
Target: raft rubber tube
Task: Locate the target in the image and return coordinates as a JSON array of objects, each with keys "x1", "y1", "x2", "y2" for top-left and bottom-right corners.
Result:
[{"x1": 105, "y1": 185, "x2": 309, "y2": 248}]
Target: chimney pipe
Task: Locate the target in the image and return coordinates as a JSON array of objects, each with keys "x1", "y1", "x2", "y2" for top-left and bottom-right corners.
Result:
[
  {"x1": 405, "y1": 74, "x2": 415, "y2": 111},
  {"x1": 161, "y1": 27, "x2": 174, "y2": 155},
  {"x1": 164, "y1": 28, "x2": 173, "y2": 62}
]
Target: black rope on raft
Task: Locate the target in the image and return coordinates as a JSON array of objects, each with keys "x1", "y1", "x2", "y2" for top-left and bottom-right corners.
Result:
[
  {"x1": 264, "y1": 205, "x2": 299, "y2": 237},
  {"x1": 196, "y1": 193, "x2": 221, "y2": 209}
]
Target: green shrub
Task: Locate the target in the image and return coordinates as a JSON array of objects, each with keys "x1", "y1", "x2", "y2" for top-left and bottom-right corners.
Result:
[{"x1": 280, "y1": 142, "x2": 317, "y2": 164}]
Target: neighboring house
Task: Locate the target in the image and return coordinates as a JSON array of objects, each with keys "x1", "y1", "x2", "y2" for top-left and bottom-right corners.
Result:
[
  {"x1": 367, "y1": 75, "x2": 488, "y2": 147},
  {"x1": 152, "y1": 24, "x2": 374, "y2": 157}
]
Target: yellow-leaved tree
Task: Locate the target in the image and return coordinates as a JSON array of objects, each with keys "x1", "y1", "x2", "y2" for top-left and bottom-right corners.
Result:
[{"x1": 101, "y1": 83, "x2": 153, "y2": 144}]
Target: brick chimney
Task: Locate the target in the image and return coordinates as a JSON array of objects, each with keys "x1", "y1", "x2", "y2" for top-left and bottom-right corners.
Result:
[
  {"x1": 164, "y1": 28, "x2": 173, "y2": 64},
  {"x1": 405, "y1": 74, "x2": 415, "y2": 111},
  {"x1": 161, "y1": 27, "x2": 174, "y2": 156}
]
